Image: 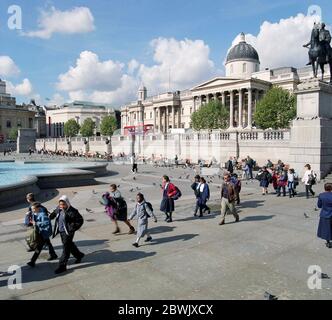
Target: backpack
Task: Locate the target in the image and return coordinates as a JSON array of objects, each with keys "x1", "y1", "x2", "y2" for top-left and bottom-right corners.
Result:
[
  {"x1": 26, "y1": 226, "x2": 42, "y2": 250},
  {"x1": 172, "y1": 186, "x2": 182, "y2": 200},
  {"x1": 143, "y1": 202, "x2": 153, "y2": 218},
  {"x1": 308, "y1": 172, "x2": 317, "y2": 186}
]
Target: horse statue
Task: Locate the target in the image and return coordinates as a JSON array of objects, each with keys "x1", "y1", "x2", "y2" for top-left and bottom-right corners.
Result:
[{"x1": 304, "y1": 23, "x2": 332, "y2": 84}]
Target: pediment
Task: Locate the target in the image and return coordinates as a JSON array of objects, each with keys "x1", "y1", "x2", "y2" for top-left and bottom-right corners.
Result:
[{"x1": 191, "y1": 77, "x2": 242, "y2": 91}]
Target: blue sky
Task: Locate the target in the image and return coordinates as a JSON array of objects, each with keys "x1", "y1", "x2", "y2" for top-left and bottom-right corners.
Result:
[{"x1": 0, "y1": 0, "x2": 331, "y2": 106}]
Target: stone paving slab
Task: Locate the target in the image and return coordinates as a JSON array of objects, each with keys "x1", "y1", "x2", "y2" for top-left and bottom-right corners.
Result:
[{"x1": 0, "y1": 163, "x2": 331, "y2": 300}]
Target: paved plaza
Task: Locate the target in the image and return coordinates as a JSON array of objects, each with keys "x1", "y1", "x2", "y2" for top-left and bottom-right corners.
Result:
[{"x1": 0, "y1": 160, "x2": 332, "y2": 300}]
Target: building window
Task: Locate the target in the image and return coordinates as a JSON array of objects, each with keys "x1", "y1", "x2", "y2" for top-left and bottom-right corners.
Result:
[
  {"x1": 181, "y1": 123, "x2": 185, "y2": 129},
  {"x1": 6, "y1": 120, "x2": 11, "y2": 128},
  {"x1": 190, "y1": 107, "x2": 193, "y2": 114},
  {"x1": 17, "y1": 119, "x2": 22, "y2": 127},
  {"x1": 134, "y1": 113, "x2": 136, "y2": 120},
  {"x1": 150, "y1": 112, "x2": 152, "y2": 119},
  {"x1": 243, "y1": 63, "x2": 247, "y2": 73},
  {"x1": 182, "y1": 108, "x2": 184, "y2": 115}
]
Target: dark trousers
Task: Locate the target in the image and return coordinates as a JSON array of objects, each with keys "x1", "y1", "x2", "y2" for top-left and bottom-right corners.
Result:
[
  {"x1": 248, "y1": 167, "x2": 253, "y2": 179},
  {"x1": 305, "y1": 185, "x2": 315, "y2": 198},
  {"x1": 59, "y1": 232, "x2": 83, "y2": 267},
  {"x1": 30, "y1": 238, "x2": 56, "y2": 263},
  {"x1": 277, "y1": 185, "x2": 286, "y2": 196},
  {"x1": 199, "y1": 203, "x2": 210, "y2": 216},
  {"x1": 132, "y1": 164, "x2": 138, "y2": 173}
]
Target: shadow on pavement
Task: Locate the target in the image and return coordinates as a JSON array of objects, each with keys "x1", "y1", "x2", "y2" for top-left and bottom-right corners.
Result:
[
  {"x1": 12, "y1": 249, "x2": 156, "y2": 286},
  {"x1": 53, "y1": 239, "x2": 110, "y2": 251},
  {"x1": 148, "y1": 226, "x2": 176, "y2": 235},
  {"x1": 176, "y1": 213, "x2": 219, "y2": 222},
  {"x1": 149, "y1": 233, "x2": 199, "y2": 246},
  {"x1": 238, "y1": 200, "x2": 265, "y2": 209},
  {"x1": 241, "y1": 215, "x2": 275, "y2": 222}
]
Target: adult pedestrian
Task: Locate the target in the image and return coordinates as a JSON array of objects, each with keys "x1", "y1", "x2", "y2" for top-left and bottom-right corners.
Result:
[
  {"x1": 246, "y1": 156, "x2": 255, "y2": 180},
  {"x1": 131, "y1": 153, "x2": 138, "y2": 173},
  {"x1": 259, "y1": 167, "x2": 271, "y2": 195},
  {"x1": 277, "y1": 169, "x2": 288, "y2": 197},
  {"x1": 219, "y1": 174, "x2": 240, "y2": 226},
  {"x1": 317, "y1": 183, "x2": 332, "y2": 248},
  {"x1": 197, "y1": 177, "x2": 210, "y2": 217},
  {"x1": 302, "y1": 164, "x2": 316, "y2": 199},
  {"x1": 288, "y1": 168, "x2": 296, "y2": 198},
  {"x1": 226, "y1": 157, "x2": 234, "y2": 174},
  {"x1": 191, "y1": 175, "x2": 201, "y2": 216}
]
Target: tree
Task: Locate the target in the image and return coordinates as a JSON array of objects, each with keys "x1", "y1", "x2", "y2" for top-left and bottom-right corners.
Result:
[
  {"x1": 100, "y1": 115, "x2": 118, "y2": 136},
  {"x1": 254, "y1": 86, "x2": 296, "y2": 130},
  {"x1": 8, "y1": 128, "x2": 18, "y2": 140},
  {"x1": 80, "y1": 118, "x2": 95, "y2": 137},
  {"x1": 64, "y1": 119, "x2": 80, "y2": 137},
  {"x1": 191, "y1": 100, "x2": 229, "y2": 130}
]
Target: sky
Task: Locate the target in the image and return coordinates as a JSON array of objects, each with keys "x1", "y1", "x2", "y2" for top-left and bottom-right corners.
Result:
[{"x1": 0, "y1": 0, "x2": 331, "y2": 108}]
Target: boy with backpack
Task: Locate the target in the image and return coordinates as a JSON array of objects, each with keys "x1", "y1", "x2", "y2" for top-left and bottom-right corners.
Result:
[{"x1": 128, "y1": 193, "x2": 157, "y2": 248}]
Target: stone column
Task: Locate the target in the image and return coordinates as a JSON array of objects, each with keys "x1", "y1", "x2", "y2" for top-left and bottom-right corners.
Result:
[
  {"x1": 159, "y1": 108, "x2": 163, "y2": 133},
  {"x1": 153, "y1": 108, "x2": 157, "y2": 133},
  {"x1": 221, "y1": 92, "x2": 226, "y2": 106},
  {"x1": 238, "y1": 89, "x2": 243, "y2": 129},
  {"x1": 164, "y1": 107, "x2": 168, "y2": 133},
  {"x1": 172, "y1": 106, "x2": 175, "y2": 129},
  {"x1": 229, "y1": 91, "x2": 234, "y2": 129},
  {"x1": 255, "y1": 89, "x2": 259, "y2": 113},
  {"x1": 178, "y1": 106, "x2": 181, "y2": 128},
  {"x1": 248, "y1": 88, "x2": 253, "y2": 128},
  {"x1": 214, "y1": 93, "x2": 218, "y2": 101}
]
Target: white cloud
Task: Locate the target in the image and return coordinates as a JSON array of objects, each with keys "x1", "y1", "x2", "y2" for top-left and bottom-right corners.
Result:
[
  {"x1": 139, "y1": 38, "x2": 216, "y2": 94},
  {"x1": 230, "y1": 14, "x2": 323, "y2": 69},
  {"x1": 0, "y1": 56, "x2": 20, "y2": 77},
  {"x1": 6, "y1": 78, "x2": 33, "y2": 96},
  {"x1": 47, "y1": 93, "x2": 66, "y2": 106},
  {"x1": 56, "y1": 38, "x2": 216, "y2": 106},
  {"x1": 128, "y1": 59, "x2": 140, "y2": 75},
  {"x1": 57, "y1": 51, "x2": 124, "y2": 92},
  {"x1": 24, "y1": 6, "x2": 95, "y2": 39}
]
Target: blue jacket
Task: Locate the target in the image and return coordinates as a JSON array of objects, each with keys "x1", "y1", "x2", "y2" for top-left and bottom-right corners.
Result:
[
  {"x1": 198, "y1": 184, "x2": 210, "y2": 204},
  {"x1": 317, "y1": 192, "x2": 332, "y2": 219},
  {"x1": 34, "y1": 209, "x2": 53, "y2": 240}
]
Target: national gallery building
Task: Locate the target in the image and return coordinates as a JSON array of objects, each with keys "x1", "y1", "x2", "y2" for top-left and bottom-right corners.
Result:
[{"x1": 120, "y1": 33, "x2": 330, "y2": 135}]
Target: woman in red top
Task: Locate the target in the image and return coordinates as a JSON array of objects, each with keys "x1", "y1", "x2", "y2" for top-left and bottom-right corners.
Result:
[{"x1": 160, "y1": 175, "x2": 177, "y2": 223}]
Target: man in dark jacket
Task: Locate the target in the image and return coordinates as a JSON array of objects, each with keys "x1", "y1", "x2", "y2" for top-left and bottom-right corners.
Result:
[
  {"x1": 219, "y1": 174, "x2": 240, "y2": 226},
  {"x1": 191, "y1": 175, "x2": 201, "y2": 216},
  {"x1": 226, "y1": 157, "x2": 234, "y2": 174},
  {"x1": 49, "y1": 195, "x2": 84, "y2": 274}
]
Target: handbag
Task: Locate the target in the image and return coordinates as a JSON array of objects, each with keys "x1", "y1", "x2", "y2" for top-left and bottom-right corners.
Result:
[{"x1": 308, "y1": 172, "x2": 317, "y2": 186}]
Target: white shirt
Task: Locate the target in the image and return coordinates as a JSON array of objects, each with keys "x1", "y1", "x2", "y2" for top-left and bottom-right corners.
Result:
[
  {"x1": 199, "y1": 183, "x2": 205, "y2": 193},
  {"x1": 302, "y1": 170, "x2": 313, "y2": 185}
]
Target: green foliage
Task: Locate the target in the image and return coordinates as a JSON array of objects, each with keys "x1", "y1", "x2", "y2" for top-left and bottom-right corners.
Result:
[
  {"x1": 191, "y1": 100, "x2": 229, "y2": 130},
  {"x1": 64, "y1": 119, "x2": 80, "y2": 137},
  {"x1": 8, "y1": 128, "x2": 18, "y2": 140},
  {"x1": 254, "y1": 86, "x2": 296, "y2": 130},
  {"x1": 80, "y1": 118, "x2": 95, "y2": 137},
  {"x1": 100, "y1": 115, "x2": 118, "y2": 136}
]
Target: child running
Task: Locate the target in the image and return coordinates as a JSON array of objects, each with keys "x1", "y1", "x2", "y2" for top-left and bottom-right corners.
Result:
[{"x1": 128, "y1": 193, "x2": 157, "y2": 248}]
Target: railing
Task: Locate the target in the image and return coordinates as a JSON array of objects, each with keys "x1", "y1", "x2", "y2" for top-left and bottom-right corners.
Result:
[{"x1": 240, "y1": 132, "x2": 259, "y2": 140}]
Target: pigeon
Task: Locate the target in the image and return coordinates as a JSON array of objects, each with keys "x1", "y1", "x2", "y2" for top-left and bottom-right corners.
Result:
[
  {"x1": 92, "y1": 190, "x2": 98, "y2": 195},
  {"x1": 304, "y1": 213, "x2": 309, "y2": 219},
  {"x1": 178, "y1": 176, "x2": 182, "y2": 179},
  {"x1": 217, "y1": 186, "x2": 221, "y2": 189},
  {"x1": 72, "y1": 191, "x2": 77, "y2": 195},
  {"x1": 264, "y1": 291, "x2": 278, "y2": 300},
  {"x1": 129, "y1": 188, "x2": 134, "y2": 192},
  {"x1": 117, "y1": 185, "x2": 120, "y2": 188},
  {"x1": 133, "y1": 177, "x2": 136, "y2": 181},
  {"x1": 136, "y1": 187, "x2": 141, "y2": 191},
  {"x1": 86, "y1": 208, "x2": 94, "y2": 213},
  {"x1": 152, "y1": 183, "x2": 156, "y2": 186},
  {"x1": 186, "y1": 174, "x2": 190, "y2": 180},
  {"x1": 314, "y1": 208, "x2": 319, "y2": 212},
  {"x1": 320, "y1": 273, "x2": 330, "y2": 279}
]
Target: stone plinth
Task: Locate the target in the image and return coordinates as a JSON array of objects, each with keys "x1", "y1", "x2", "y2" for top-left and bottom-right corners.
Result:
[
  {"x1": 290, "y1": 79, "x2": 332, "y2": 180},
  {"x1": 17, "y1": 129, "x2": 37, "y2": 153}
]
